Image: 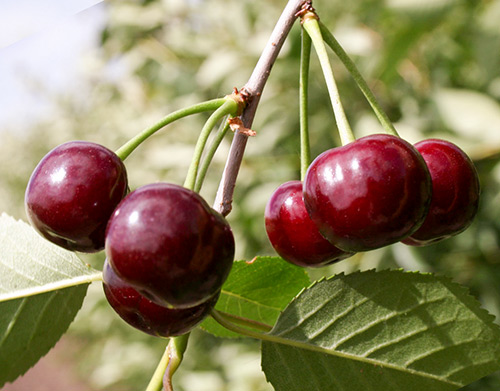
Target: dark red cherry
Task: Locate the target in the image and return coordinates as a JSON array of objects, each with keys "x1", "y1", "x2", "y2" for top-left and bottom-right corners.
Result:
[
  {"x1": 103, "y1": 260, "x2": 218, "y2": 337},
  {"x1": 265, "y1": 181, "x2": 354, "y2": 267},
  {"x1": 303, "y1": 134, "x2": 432, "y2": 252},
  {"x1": 25, "y1": 141, "x2": 128, "y2": 252},
  {"x1": 402, "y1": 139, "x2": 480, "y2": 246},
  {"x1": 105, "y1": 183, "x2": 234, "y2": 309}
]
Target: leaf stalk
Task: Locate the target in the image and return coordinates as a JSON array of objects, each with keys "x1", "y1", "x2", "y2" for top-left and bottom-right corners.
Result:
[{"x1": 214, "y1": 310, "x2": 273, "y2": 333}]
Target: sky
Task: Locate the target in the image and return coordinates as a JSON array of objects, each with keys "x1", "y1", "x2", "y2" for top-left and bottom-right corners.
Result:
[{"x1": 0, "y1": 0, "x2": 106, "y2": 129}]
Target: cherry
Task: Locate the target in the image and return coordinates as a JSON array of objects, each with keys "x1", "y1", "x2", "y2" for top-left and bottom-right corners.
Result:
[
  {"x1": 105, "y1": 183, "x2": 234, "y2": 309},
  {"x1": 25, "y1": 141, "x2": 128, "y2": 253},
  {"x1": 265, "y1": 181, "x2": 354, "y2": 267},
  {"x1": 103, "y1": 260, "x2": 218, "y2": 337},
  {"x1": 303, "y1": 134, "x2": 432, "y2": 252},
  {"x1": 402, "y1": 139, "x2": 480, "y2": 246}
]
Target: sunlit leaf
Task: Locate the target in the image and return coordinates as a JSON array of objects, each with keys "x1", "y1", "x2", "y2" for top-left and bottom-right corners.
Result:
[
  {"x1": 0, "y1": 214, "x2": 101, "y2": 386},
  {"x1": 201, "y1": 256, "x2": 310, "y2": 338}
]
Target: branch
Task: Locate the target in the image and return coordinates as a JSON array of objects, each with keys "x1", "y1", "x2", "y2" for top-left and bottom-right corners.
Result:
[{"x1": 213, "y1": 0, "x2": 307, "y2": 215}]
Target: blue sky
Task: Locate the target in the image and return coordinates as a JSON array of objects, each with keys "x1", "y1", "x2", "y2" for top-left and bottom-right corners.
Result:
[{"x1": 0, "y1": 0, "x2": 106, "y2": 129}]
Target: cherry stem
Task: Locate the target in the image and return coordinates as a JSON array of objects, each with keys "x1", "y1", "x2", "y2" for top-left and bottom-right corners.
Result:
[
  {"x1": 144, "y1": 334, "x2": 189, "y2": 391},
  {"x1": 318, "y1": 22, "x2": 399, "y2": 137},
  {"x1": 299, "y1": 27, "x2": 312, "y2": 181},
  {"x1": 115, "y1": 98, "x2": 227, "y2": 161},
  {"x1": 302, "y1": 14, "x2": 355, "y2": 146},
  {"x1": 184, "y1": 99, "x2": 239, "y2": 191},
  {"x1": 214, "y1": 310, "x2": 273, "y2": 332},
  {"x1": 213, "y1": 0, "x2": 307, "y2": 215},
  {"x1": 145, "y1": 347, "x2": 168, "y2": 391},
  {"x1": 163, "y1": 334, "x2": 189, "y2": 391},
  {"x1": 194, "y1": 119, "x2": 231, "y2": 193}
]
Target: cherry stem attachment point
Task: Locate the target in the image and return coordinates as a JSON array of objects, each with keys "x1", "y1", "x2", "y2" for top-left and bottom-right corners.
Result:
[
  {"x1": 318, "y1": 22, "x2": 399, "y2": 137},
  {"x1": 115, "y1": 98, "x2": 227, "y2": 161},
  {"x1": 302, "y1": 13, "x2": 355, "y2": 146}
]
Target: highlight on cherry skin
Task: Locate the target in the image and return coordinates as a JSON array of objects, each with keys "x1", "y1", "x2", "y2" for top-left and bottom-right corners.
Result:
[
  {"x1": 105, "y1": 182, "x2": 235, "y2": 309},
  {"x1": 303, "y1": 134, "x2": 432, "y2": 253},
  {"x1": 265, "y1": 180, "x2": 354, "y2": 267},
  {"x1": 103, "y1": 260, "x2": 219, "y2": 338},
  {"x1": 25, "y1": 141, "x2": 128, "y2": 253},
  {"x1": 402, "y1": 139, "x2": 480, "y2": 246}
]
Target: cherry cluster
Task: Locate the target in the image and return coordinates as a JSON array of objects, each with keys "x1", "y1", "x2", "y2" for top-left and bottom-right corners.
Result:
[
  {"x1": 25, "y1": 141, "x2": 235, "y2": 337},
  {"x1": 265, "y1": 134, "x2": 480, "y2": 268}
]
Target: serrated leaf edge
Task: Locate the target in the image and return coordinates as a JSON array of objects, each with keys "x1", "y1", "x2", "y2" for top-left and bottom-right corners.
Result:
[{"x1": 280, "y1": 269, "x2": 500, "y2": 334}]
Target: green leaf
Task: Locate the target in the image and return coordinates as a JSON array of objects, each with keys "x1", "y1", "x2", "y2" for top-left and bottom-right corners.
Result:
[
  {"x1": 201, "y1": 256, "x2": 310, "y2": 338},
  {"x1": 0, "y1": 214, "x2": 102, "y2": 386},
  {"x1": 261, "y1": 270, "x2": 500, "y2": 391}
]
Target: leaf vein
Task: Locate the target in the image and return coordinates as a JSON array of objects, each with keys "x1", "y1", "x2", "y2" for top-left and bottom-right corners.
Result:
[
  {"x1": 222, "y1": 290, "x2": 281, "y2": 312},
  {"x1": 332, "y1": 295, "x2": 449, "y2": 351},
  {"x1": 404, "y1": 338, "x2": 492, "y2": 369},
  {"x1": 362, "y1": 317, "x2": 458, "y2": 359},
  {"x1": 2, "y1": 231, "x2": 74, "y2": 280},
  {"x1": 0, "y1": 297, "x2": 27, "y2": 349}
]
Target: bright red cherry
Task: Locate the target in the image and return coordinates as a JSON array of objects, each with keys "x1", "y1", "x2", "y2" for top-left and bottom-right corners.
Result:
[
  {"x1": 105, "y1": 183, "x2": 234, "y2": 309},
  {"x1": 25, "y1": 141, "x2": 128, "y2": 252},
  {"x1": 402, "y1": 139, "x2": 480, "y2": 246},
  {"x1": 103, "y1": 260, "x2": 218, "y2": 337},
  {"x1": 303, "y1": 134, "x2": 432, "y2": 252},
  {"x1": 265, "y1": 181, "x2": 354, "y2": 267}
]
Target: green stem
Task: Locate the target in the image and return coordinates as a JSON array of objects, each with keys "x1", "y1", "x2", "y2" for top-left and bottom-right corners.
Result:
[
  {"x1": 215, "y1": 310, "x2": 273, "y2": 332},
  {"x1": 163, "y1": 334, "x2": 190, "y2": 391},
  {"x1": 302, "y1": 15, "x2": 355, "y2": 146},
  {"x1": 115, "y1": 98, "x2": 227, "y2": 161},
  {"x1": 299, "y1": 26, "x2": 312, "y2": 181},
  {"x1": 183, "y1": 99, "x2": 239, "y2": 191},
  {"x1": 145, "y1": 344, "x2": 171, "y2": 391},
  {"x1": 144, "y1": 334, "x2": 190, "y2": 391},
  {"x1": 194, "y1": 119, "x2": 231, "y2": 193},
  {"x1": 211, "y1": 309, "x2": 277, "y2": 342},
  {"x1": 319, "y1": 22, "x2": 399, "y2": 137}
]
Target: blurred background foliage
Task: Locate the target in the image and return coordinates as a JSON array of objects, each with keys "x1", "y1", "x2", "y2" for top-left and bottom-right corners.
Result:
[{"x1": 2, "y1": 0, "x2": 500, "y2": 389}]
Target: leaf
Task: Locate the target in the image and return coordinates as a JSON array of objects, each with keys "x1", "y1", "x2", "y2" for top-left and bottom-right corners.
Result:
[
  {"x1": 201, "y1": 256, "x2": 310, "y2": 338},
  {"x1": 261, "y1": 270, "x2": 500, "y2": 391},
  {"x1": 0, "y1": 214, "x2": 101, "y2": 386},
  {"x1": 0, "y1": 289, "x2": 89, "y2": 385}
]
